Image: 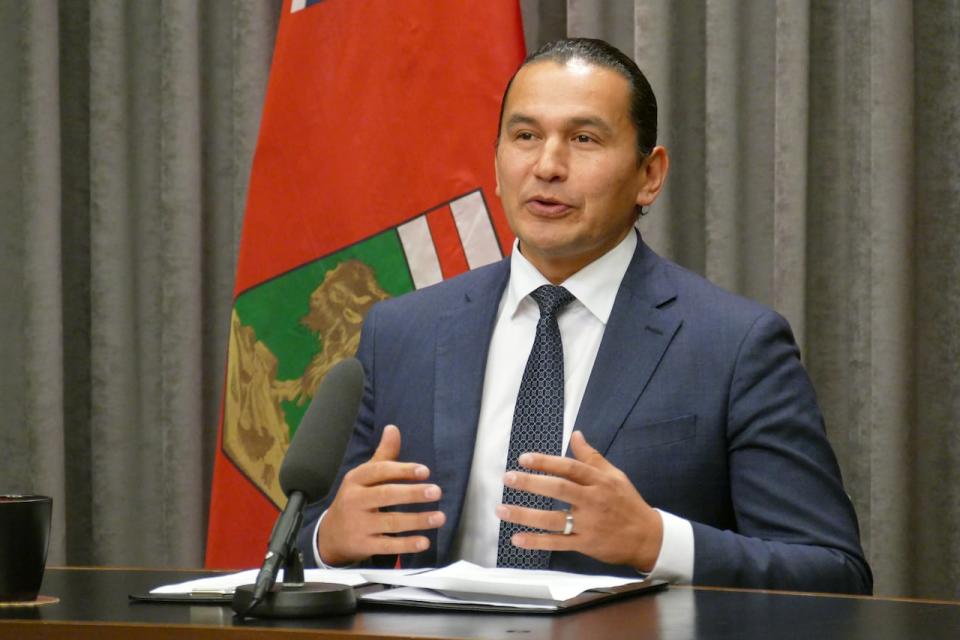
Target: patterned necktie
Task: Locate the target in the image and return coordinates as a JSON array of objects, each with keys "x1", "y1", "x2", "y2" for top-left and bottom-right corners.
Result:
[{"x1": 497, "y1": 284, "x2": 576, "y2": 569}]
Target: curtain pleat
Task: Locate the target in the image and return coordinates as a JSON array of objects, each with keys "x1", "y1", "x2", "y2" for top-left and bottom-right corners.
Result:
[
  {"x1": 864, "y1": 0, "x2": 916, "y2": 594},
  {"x1": 0, "y1": 1, "x2": 29, "y2": 550},
  {"x1": 21, "y1": 0, "x2": 67, "y2": 564},
  {"x1": 702, "y1": 0, "x2": 742, "y2": 294},
  {"x1": 643, "y1": 0, "x2": 709, "y2": 274},
  {"x1": 1, "y1": 0, "x2": 958, "y2": 598},
  {"x1": 520, "y1": 0, "x2": 567, "y2": 53},
  {"x1": 58, "y1": 0, "x2": 93, "y2": 565},
  {"x1": 89, "y1": 0, "x2": 146, "y2": 564},
  {"x1": 156, "y1": 0, "x2": 205, "y2": 567},
  {"x1": 771, "y1": 0, "x2": 809, "y2": 342},
  {"x1": 631, "y1": 0, "x2": 675, "y2": 258},
  {"x1": 567, "y1": 0, "x2": 634, "y2": 55},
  {"x1": 913, "y1": 0, "x2": 960, "y2": 600}
]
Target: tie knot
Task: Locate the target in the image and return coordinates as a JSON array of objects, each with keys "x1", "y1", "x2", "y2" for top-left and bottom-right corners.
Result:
[{"x1": 530, "y1": 285, "x2": 575, "y2": 317}]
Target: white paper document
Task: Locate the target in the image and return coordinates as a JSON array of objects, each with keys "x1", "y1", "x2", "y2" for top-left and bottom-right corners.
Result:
[
  {"x1": 150, "y1": 568, "x2": 371, "y2": 595},
  {"x1": 361, "y1": 586, "x2": 563, "y2": 612},
  {"x1": 148, "y1": 560, "x2": 658, "y2": 612},
  {"x1": 361, "y1": 560, "x2": 640, "y2": 602}
]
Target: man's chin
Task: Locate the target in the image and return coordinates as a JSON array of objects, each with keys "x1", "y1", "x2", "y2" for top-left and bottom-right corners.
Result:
[
  {"x1": 514, "y1": 220, "x2": 581, "y2": 250},
  {"x1": 517, "y1": 237, "x2": 599, "y2": 268}
]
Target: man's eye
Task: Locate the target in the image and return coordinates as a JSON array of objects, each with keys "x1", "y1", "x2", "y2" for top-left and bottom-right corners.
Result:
[
  {"x1": 516, "y1": 132, "x2": 536, "y2": 141},
  {"x1": 574, "y1": 134, "x2": 595, "y2": 144}
]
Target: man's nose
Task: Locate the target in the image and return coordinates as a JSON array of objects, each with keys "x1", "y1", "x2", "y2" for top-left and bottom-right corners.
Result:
[{"x1": 532, "y1": 139, "x2": 568, "y2": 182}]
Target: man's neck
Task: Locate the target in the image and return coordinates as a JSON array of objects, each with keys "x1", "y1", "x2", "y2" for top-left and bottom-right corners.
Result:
[{"x1": 519, "y1": 230, "x2": 635, "y2": 285}]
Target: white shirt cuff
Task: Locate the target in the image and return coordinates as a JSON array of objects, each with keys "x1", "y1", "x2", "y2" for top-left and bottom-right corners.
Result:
[
  {"x1": 647, "y1": 509, "x2": 694, "y2": 584},
  {"x1": 312, "y1": 509, "x2": 361, "y2": 569},
  {"x1": 312, "y1": 509, "x2": 337, "y2": 569}
]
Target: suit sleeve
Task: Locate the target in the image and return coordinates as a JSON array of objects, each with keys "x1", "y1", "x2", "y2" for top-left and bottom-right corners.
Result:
[
  {"x1": 690, "y1": 310, "x2": 873, "y2": 594},
  {"x1": 296, "y1": 305, "x2": 384, "y2": 568}
]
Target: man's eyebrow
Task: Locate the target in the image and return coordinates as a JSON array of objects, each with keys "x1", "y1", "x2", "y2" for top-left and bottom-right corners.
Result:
[
  {"x1": 504, "y1": 113, "x2": 615, "y2": 136},
  {"x1": 568, "y1": 116, "x2": 614, "y2": 136},
  {"x1": 504, "y1": 113, "x2": 539, "y2": 129}
]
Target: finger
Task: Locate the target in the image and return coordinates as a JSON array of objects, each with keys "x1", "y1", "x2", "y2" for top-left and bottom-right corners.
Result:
[
  {"x1": 517, "y1": 444, "x2": 602, "y2": 486},
  {"x1": 569, "y1": 431, "x2": 615, "y2": 471},
  {"x1": 370, "y1": 424, "x2": 402, "y2": 462},
  {"x1": 495, "y1": 504, "x2": 568, "y2": 533},
  {"x1": 374, "y1": 510, "x2": 446, "y2": 534},
  {"x1": 349, "y1": 459, "x2": 430, "y2": 486},
  {"x1": 510, "y1": 531, "x2": 578, "y2": 552},
  {"x1": 364, "y1": 534, "x2": 432, "y2": 557},
  {"x1": 517, "y1": 451, "x2": 599, "y2": 486},
  {"x1": 356, "y1": 482, "x2": 442, "y2": 509},
  {"x1": 504, "y1": 469, "x2": 585, "y2": 504}
]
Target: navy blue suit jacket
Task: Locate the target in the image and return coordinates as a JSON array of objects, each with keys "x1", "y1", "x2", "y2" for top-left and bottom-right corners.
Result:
[{"x1": 298, "y1": 237, "x2": 872, "y2": 594}]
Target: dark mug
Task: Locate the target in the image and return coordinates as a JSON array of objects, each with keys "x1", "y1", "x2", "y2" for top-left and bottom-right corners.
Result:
[{"x1": 0, "y1": 495, "x2": 52, "y2": 602}]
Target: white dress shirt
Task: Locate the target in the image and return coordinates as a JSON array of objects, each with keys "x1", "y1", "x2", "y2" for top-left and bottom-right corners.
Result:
[
  {"x1": 450, "y1": 230, "x2": 693, "y2": 582},
  {"x1": 315, "y1": 230, "x2": 693, "y2": 582}
]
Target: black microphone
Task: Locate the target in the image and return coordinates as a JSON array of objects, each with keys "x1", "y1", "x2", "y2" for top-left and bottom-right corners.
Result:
[
  {"x1": 234, "y1": 356, "x2": 364, "y2": 619},
  {"x1": 278, "y1": 356, "x2": 365, "y2": 504}
]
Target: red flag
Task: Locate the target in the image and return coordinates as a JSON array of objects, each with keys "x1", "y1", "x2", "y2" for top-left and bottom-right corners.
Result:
[{"x1": 205, "y1": 0, "x2": 524, "y2": 568}]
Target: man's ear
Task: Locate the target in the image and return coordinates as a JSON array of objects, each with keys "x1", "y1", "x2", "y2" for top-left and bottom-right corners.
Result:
[
  {"x1": 494, "y1": 151, "x2": 502, "y2": 197},
  {"x1": 635, "y1": 146, "x2": 669, "y2": 209}
]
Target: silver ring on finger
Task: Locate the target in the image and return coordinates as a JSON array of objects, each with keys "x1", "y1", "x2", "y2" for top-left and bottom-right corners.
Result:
[{"x1": 562, "y1": 509, "x2": 574, "y2": 536}]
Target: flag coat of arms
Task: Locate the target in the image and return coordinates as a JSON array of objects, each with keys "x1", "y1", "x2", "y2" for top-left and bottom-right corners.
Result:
[{"x1": 205, "y1": 0, "x2": 525, "y2": 568}]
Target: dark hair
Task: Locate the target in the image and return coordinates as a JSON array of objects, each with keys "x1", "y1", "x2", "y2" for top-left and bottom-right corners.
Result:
[{"x1": 496, "y1": 38, "x2": 658, "y2": 160}]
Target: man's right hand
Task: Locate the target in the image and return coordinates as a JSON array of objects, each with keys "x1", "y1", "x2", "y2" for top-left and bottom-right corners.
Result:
[{"x1": 317, "y1": 424, "x2": 445, "y2": 566}]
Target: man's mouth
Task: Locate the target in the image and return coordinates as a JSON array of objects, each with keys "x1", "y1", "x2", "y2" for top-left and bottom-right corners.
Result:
[{"x1": 525, "y1": 196, "x2": 573, "y2": 216}]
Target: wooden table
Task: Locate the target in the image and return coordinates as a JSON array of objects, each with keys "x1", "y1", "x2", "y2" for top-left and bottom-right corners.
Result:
[{"x1": 1, "y1": 567, "x2": 959, "y2": 639}]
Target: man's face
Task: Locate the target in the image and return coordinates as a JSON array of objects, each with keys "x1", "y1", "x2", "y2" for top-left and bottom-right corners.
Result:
[{"x1": 495, "y1": 60, "x2": 652, "y2": 281}]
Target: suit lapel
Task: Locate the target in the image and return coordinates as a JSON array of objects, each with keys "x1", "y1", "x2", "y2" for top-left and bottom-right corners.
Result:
[
  {"x1": 573, "y1": 240, "x2": 683, "y2": 456},
  {"x1": 433, "y1": 260, "x2": 510, "y2": 563}
]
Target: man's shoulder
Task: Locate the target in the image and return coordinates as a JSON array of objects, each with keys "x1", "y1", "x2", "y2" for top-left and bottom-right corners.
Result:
[
  {"x1": 372, "y1": 257, "x2": 509, "y2": 318},
  {"x1": 644, "y1": 247, "x2": 785, "y2": 331}
]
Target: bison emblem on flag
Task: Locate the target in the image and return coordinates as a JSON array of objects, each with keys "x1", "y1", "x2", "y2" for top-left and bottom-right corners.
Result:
[{"x1": 223, "y1": 190, "x2": 503, "y2": 506}]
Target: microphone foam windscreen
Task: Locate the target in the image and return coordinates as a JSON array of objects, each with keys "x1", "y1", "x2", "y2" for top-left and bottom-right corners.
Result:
[{"x1": 279, "y1": 357, "x2": 364, "y2": 502}]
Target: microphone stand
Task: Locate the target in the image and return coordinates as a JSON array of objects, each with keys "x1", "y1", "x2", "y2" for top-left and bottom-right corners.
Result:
[
  {"x1": 232, "y1": 357, "x2": 366, "y2": 619},
  {"x1": 232, "y1": 531, "x2": 356, "y2": 619}
]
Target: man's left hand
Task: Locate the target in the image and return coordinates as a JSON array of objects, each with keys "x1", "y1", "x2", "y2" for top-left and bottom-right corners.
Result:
[{"x1": 495, "y1": 430, "x2": 663, "y2": 572}]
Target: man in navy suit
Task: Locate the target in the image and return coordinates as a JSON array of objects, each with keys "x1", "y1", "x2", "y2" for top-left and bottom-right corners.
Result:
[{"x1": 297, "y1": 39, "x2": 872, "y2": 594}]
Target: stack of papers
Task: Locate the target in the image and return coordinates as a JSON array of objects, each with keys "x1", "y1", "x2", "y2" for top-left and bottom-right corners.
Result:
[
  {"x1": 149, "y1": 568, "x2": 370, "y2": 596},
  {"x1": 149, "y1": 560, "x2": 663, "y2": 612},
  {"x1": 360, "y1": 561, "x2": 644, "y2": 611}
]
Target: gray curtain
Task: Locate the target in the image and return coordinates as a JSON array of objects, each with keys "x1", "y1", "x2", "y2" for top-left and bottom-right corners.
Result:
[
  {"x1": 1, "y1": 0, "x2": 958, "y2": 599},
  {"x1": 0, "y1": 0, "x2": 281, "y2": 567}
]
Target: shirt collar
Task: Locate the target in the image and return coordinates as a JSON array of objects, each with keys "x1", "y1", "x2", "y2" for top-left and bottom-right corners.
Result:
[{"x1": 505, "y1": 229, "x2": 637, "y2": 324}]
